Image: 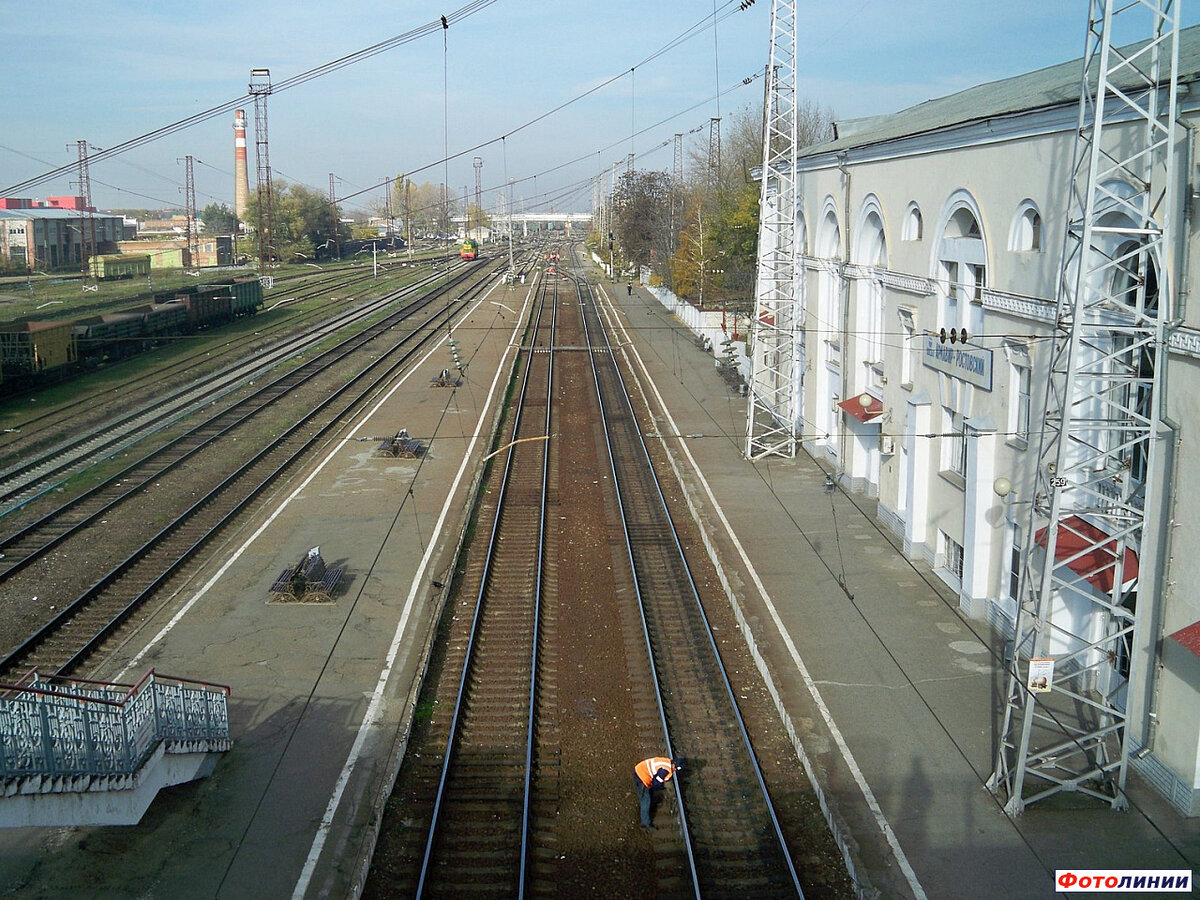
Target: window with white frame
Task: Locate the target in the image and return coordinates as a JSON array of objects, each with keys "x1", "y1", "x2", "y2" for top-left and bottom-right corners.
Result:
[
  {"x1": 942, "y1": 532, "x2": 965, "y2": 581},
  {"x1": 898, "y1": 308, "x2": 916, "y2": 388},
  {"x1": 938, "y1": 207, "x2": 986, "y2": 340},
  {"x1": 941, "y1": 406, "x2": 967, "y2": 477},
  {"x1": 1008, "y1": 523, "x2": 1022, "y2": 603},
  {"x1": 1006, "y1": 342, "x2": 1032, "y2": 443},
  {"x1": 903, "y1": 202, "x2": 923, "y2": 240},
  {"x1": 1009, "y1": 202, "x2": 1043, "y2": 252}
]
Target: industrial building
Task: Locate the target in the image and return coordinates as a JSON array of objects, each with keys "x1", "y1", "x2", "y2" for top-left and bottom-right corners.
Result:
[
  {"x1": 0, "y1": 204, "x2": 124, "y2": 271},
  {"x1": 762, "y1": 21, "x2": 1200, "y2": 816},
  {"x1": 116, "y1": 236, "x2": 233, "y2": 269}
]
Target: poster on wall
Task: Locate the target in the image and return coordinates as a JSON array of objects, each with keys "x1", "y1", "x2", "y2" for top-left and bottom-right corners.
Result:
[{"x1": 1028, "y1": 658, "x2": 1055, "y2": 693}]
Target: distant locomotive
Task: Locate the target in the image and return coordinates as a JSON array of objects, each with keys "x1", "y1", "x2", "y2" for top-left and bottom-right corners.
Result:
[{"x1": 460, "y1": 239, "x2": 479, "y2": 261}]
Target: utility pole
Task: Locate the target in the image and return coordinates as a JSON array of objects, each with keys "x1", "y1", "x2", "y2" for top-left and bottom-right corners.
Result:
[
  {"x1": 383, "y1": 176, "x2": 393, "y2": 246},
  {"x1": 745, "y1": 0, "x2": 799, "y2": 458},
  {"x1": 328, "y1": 173, "x2": 340, "y2": 260},
  {"x1": 74, "y1": 140, "x2": 98, "y2": 290},
  {"x1": 249, "y1": 68, "x2": 275, "y2": 270},
  {"x1": 182, "y1": 155, "x2": 198, "y2": 267},
  {"x1": 708, "y1": 116, "x2": 722, "y2": 188},
  {"x1": 473, "y1": 156, "x2": 483, "y2": 240},
  {"x1": 989, "y1": 0, "x2": 1180, "y2": 814}
]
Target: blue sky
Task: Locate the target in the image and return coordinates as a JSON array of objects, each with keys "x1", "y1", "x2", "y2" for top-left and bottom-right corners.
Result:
[{"x1": 2, "y1": 1, "x2": 1196, "y2": 217}]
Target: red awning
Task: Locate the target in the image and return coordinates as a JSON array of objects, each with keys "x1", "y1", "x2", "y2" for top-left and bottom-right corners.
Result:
[
  {"x1": 1035, "y1": 515, "x2": 1139, "y2": 595},
  {"x1": 838, "y1": 393, "x2": 883, "y2": 423},
  {"x1": 1168, "y1": 621, "x2": 1200, "y2": 658}
]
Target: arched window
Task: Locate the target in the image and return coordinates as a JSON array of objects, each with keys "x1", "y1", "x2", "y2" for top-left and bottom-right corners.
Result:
[
  {"x1": 936, "y1": 201, "x2": 987, "y2": 341},
  {"x1": 815, "y1": 203, "x2": 842, "y2": 453},
  {"x1": 903, "y1": 202, "x2": 923, "y2": 241},
  {"x1": 854, "y1": 202, "x2": 887, "y2": 391},
  {"x1": 1009, "y1": 202, "x2": 1042, "y2": 252}
]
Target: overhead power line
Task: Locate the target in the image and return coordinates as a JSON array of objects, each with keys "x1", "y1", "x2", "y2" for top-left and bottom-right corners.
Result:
[{"x1": 0, "y1": 0, "x2": 500, "y2": 196}]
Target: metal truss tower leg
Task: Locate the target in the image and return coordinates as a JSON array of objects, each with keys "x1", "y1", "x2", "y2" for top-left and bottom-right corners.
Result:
[
  {"x1": 745, "y1": 0, "x2": 799, "y2": 459},
  {"x1": 988, "y1": 0, "x2": 1180, "y2": 814}
]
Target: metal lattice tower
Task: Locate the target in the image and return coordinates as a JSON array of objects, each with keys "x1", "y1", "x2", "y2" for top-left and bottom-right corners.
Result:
[
  {"x1": 745, "y1": 0, "x2": 799, "y2": 459},
  {"x1": 672, "y1": 133, "x2": 683, "y2": 243},
  {"x1": 473, "y1": 157, "x2": 483, "y2": 235},
  {"x1": 709, "y1": 116, "x2": 722, "y2": 186},
  {"x1": 249, "y1": 68, "x2": 275, "y2": 269},
  {"x1": 328, "y1": 173, "x2": 340, "y2": 260},
  {"x1": 74, "y1": 140, "x2": 97, "y2": 284},
  {"x1": 182, "y1": 155, "x2": 198, "y2": 266},
  {"x1": 988, "y1": 0, "x2": 1180, "y2": 814},
  {"x1": 383, "y1": 176, "x2": 393, "y2": 238}
]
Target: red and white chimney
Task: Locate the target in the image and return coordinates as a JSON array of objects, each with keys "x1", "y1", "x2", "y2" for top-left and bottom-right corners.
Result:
[{"x1": 234, "y1": 109, "x2": 249, "y2": 222}]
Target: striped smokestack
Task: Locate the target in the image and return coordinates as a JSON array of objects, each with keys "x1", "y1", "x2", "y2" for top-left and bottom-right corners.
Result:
[{"x1": 234, "y1": 109, "x2": 249, "y2": 221}]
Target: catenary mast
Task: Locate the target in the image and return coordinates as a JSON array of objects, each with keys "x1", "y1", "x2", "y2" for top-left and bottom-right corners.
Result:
[
  {"x1": 989, "y1": 0, "x2": 1180, "y2": 813},
  {"x1": 745, "y1": 0, "x2": 799, "y2": 459}
]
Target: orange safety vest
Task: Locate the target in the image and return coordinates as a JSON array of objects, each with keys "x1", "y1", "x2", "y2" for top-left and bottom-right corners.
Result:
[{"x1": 635, "y1": 757, "x2": 675, "y2": 788}]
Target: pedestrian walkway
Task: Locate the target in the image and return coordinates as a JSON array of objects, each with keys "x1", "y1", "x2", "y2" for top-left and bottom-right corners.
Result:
[{"x1": 607, "y1": 278, "x2": 1200, "y2": 899}]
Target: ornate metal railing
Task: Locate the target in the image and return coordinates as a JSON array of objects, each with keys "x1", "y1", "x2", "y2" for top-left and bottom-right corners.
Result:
[{"x1": 0, "y1": 670, "x2": 230, "y2": 781}]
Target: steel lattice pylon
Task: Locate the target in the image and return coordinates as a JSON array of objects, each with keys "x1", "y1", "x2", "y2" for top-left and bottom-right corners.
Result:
[
  {"x1": 183, "y1": 155, "x2": 198, "y2": 266},
  {"x1": 745, "y1": 0, "x2": 799, "y2": 459},
  {"x1": 249, "y1": 68, "x2": 275, "y2": 270},
  {"x1": 988, "y1": 0, "x2": 1180, "y2": 814}
]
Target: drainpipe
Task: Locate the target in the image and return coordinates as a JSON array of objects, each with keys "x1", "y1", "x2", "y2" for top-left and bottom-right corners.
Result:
[{"x1": 837, "y1": 150, "x2": 853, "y2": 481}]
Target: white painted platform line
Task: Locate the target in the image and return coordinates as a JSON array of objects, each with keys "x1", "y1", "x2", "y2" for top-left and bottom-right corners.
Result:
[{"x1": 596, "y1": 283, "x2": 928, "y2": 900}]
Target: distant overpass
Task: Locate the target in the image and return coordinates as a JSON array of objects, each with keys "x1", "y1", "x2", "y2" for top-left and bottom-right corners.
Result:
[{"x1": 455, "y1": 212, "x2": 593, "y2": 237}]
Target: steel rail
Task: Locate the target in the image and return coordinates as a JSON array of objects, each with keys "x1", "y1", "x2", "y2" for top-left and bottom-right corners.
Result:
[
  {"x1": 576, "y1": 255, "x2": 804, "y2": 897},
  {"x1": 415, "y1": 269, "x2": 553, "y2": 897}
]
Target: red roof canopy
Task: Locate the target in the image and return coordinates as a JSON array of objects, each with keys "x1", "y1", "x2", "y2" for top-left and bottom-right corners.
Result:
[
  {"x1": 838, "y1": 393, "x2": 883, "y2": 423},
  {"x1": 1035, "y1": 515, "x2": 1139, "y2": 595}
]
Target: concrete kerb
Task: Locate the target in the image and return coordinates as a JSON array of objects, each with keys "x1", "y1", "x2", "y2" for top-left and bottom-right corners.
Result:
[{"x1": 594, "y1": 280, "x2": 876, "y2": 899}]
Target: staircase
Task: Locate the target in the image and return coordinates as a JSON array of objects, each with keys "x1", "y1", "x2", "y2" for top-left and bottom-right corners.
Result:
[{"x1": 0, "y1": 669, "x2": 231, "y2": 827}]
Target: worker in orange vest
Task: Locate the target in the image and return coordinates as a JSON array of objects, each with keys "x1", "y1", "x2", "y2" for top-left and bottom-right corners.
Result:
[{"x1": 634, "y1": 756, "x2": 679, "y2": 831}]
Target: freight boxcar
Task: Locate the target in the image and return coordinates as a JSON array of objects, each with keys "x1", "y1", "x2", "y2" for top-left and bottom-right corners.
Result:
[
  {"x1": 73, "y1": 309, "x2": 151, "y2": 361},
  {"x1": 165, "y1": 286, "x2": 233, "y2": 330},
  {"x1": 0, "y1": 320, "x2": 77, "y2": 376},
  {"x1": 228, "y1": 276, "x2": 263, "y2": 316},
  {"x1": 143, "y1": 301, "x2": 188, "y2": 338}
]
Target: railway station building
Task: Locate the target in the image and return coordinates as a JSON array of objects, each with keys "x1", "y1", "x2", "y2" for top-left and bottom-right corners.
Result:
[{"x1": 784, "y1": 24, "x2": 1200, "y2": 815}]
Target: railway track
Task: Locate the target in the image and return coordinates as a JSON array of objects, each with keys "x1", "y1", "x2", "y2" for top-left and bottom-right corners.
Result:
[
  {"x1": 414, "y1": 256, "x2": 557, "y2": 895},
  {"x1": 0, "y1": 259, "x2": 479, "y2": 510},
  {"x1": 369, "y1": 250, "x2": 811, "y2": 897},
  {"x1": 0, "y1": 256, "x2": 513, "y2": 679}
]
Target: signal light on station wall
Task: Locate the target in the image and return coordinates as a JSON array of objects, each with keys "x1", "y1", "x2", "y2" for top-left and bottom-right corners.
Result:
[{"x1": 938, "y1": 327, "x2": 968, "y2": 345}]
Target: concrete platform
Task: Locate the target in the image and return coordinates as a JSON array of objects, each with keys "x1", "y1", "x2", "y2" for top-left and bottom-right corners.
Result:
[{"x1": 603, "y1": 277, "x2": 1200, "y2": 899}]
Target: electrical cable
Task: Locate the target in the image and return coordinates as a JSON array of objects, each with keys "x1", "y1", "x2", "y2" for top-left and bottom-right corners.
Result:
[{"x1": 1, "y1": 0, "x2": 502, "y2": 196}]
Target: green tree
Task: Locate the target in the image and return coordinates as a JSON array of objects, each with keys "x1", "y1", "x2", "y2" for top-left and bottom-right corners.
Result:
[
  {"x1": 246, "y1": 181, "x2": 345, "y2": 261},
  {"x1": 200, "y1": 202, "x2": 239, "y2": 236}
]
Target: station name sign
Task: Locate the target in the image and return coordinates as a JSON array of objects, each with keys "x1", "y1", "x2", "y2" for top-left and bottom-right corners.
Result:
[{"x1": 923, "y1": 335, "x2": 993, "y2": 390}]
